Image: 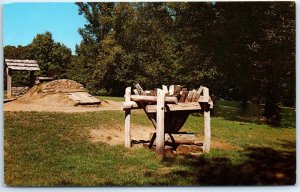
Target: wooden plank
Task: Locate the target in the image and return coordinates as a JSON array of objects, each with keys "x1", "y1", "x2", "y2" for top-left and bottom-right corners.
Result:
[
  {"x1": 124, "y1": 87, "x2": 131, "y2": 148},
  {"x1": 156, "y1": 89, "x2": 165, "y2": 157},
  {"x1": 186, "y1": 91, "x2": 195, "y2": 102},
  {"x1": 179, "y1": 90, "x2": 189, "y2": 103},
  {"x1": 146, "y1": 102, "x2": 201, "y2": 113},
  {"x1": 203, "y1": 87, "x2": 211, "y2": 153},
  {"x1": 130, "y1": 95, "x2": 178, "y2": 104},
  {"x1": 150, "y1": 90, "x2": 156, "y2": 96},
  {"x1": 208, "y1": 97, "x2": 214, "y2": 108},
  {"x1": 5, "y1": 59, "x2": 37, "y2": 64},
  {"x1": 6, "y1": 68, "x2": 12, "y2": 99},
  {"x1": 7, "y1": 66, "x2": 40, "y2": 71},
  {"x1": 7, "y1": 63, "x2": 39, "y2": 68},
  {"x1": 192, "y1": 86, "x2": 203, "y2": 101},
  {"x1": 169, "y1": 85, "x2": 174, "y2": 95},
  {"x1": 198, "y1": 95, "x2": 210, "y2": 102},
  {"x1": 173, "y1": 85, "x2": 183, "y2": 96},
  {"x1": 133, "y1": 89, "x2": 138, "y2": 95},
  {"x1": 145, "y1": 90, "x2": 151, "y2": 96},
  {"x1": 162, "y1": 85, "x2": 168, "y2": 94},
  {"x1": 135, "y1": 83, "x2": 145, "y2": 95}
]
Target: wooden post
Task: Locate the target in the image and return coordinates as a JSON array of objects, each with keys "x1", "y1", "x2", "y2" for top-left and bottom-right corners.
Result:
[
  {"x1": 124, "y1": 87, "x2": 131, "y2": 148},
  {"x1": 156, "y1": 89, "x2": 165, "y2": 156},
  {"x1": 29, "y1": 71, "x2": 35, "y2": 87},
  {"x1": 203, "y1": 87, "x2": 211, "y2": 153},
  {"x1": 6, "y1": 68, "x2": 12, "y2": 99}
]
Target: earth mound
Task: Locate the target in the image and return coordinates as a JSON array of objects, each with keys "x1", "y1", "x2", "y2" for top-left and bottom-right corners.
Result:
[{"x1": 17, "y1": 79, "x2": 100, "y2": 107}]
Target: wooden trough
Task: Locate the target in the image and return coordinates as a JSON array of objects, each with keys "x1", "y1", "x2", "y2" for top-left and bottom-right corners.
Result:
[{"x1": 122, "y1": 84, "x2": 213, "y2": 157}]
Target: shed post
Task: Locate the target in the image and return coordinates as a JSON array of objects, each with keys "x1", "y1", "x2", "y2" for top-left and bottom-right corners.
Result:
[
  {"x1": 203, "y1": 87, "x2": 211, "y2": 153},
  {"x1": 156, "y1": 89, "x2": 165, "y2": 156},
  {"x1": 124, "y1": 87, "x2": 132, "y2": 148},
  {"x1": 6, "y1": 68, "x2": 12, "y2": 99}
]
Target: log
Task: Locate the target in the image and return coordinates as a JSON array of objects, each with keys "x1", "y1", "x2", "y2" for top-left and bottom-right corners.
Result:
[
  {"x1": 156, "y1": 89, "x2": 165, "y2": 156},
  {"x1": 124, "y1": 87, "x2": 131, "y2": 148},
  {"x1": 173, "y1": 85, "x2": 183, "y2": 96},
  {"x1": 145, "y1": 102, "x2": 201, "y2": 113},
  {"x1": 131, "y1": 95, "x2": 178, "y2": 104},
  {"x1": 122, "y1": 101, "x2": 141, "y2": 110}
]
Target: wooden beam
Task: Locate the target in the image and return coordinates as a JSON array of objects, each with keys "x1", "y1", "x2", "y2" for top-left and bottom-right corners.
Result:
[
  {"x1": 135, "y1": 83, "x2": 144, "y2": 95},
  {"x1": 169, "y1": 85, "x2": 174, "y2": 95},
  {"x1": 145, "y1": 102, "x2": 202, "y2": 113},
  {"x1": 162, "y1": 85, "x2": 168, "y2": 94},
  {"x1": 122, "y1": 101, "x2": 141, "y2": 110},
  {"x1": 6, "y1": 68, "x2": 12, "y2": 99},
  {"x1": 124, "y1": 87, "x2": 131, "y2": 148},
  {"x1": 203, "y1": 87, "x2": 211, "y2": 153},
  {"x1": 192, "y1": 86, "x2": 203, "y2": 101},
  {"x1": 156, "y1": 89, "x2": 165, "y2": 157},
  {"x1": 130, "y1": 95, "x2": 178, "y2": 104}
]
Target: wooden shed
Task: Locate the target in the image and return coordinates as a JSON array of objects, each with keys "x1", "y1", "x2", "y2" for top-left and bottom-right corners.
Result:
[{"x1": 5, "y1": 59, "x2": 40, "y2": 99}]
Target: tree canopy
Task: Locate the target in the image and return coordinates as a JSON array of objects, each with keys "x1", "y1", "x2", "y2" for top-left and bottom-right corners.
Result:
[{"x1": 4, "y1": 2, "x2": 295, "y2": 125}]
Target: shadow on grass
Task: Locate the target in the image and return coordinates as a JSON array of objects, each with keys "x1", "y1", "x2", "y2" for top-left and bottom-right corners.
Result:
[
  {"x1": 161, "y1": 142, "x2": 296, "y2": 185},
  {"x1": 209, "y1": 100, "x2": 295, "y2": 128}
]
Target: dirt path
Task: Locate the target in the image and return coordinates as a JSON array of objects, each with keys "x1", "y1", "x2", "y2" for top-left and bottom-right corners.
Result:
[
  {"x1": 89, "y1": 124, "x2": 237, "y2": 150},
  {"x1": 3, "y1": 99, "x2": 122, "y2": 113}
]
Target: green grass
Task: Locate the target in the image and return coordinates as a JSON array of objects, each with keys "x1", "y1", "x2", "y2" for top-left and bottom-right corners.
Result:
[
  {"x1": 94, "y1": 96, "x2": 124, "y2": 102},
  {"x1": 4, "y1": 100, "x2": 296, "y2": 186}
]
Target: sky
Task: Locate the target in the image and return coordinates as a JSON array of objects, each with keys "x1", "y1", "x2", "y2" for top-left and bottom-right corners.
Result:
[{"x1": 3, "y1": 2, "x2": 87, "y2": 53}]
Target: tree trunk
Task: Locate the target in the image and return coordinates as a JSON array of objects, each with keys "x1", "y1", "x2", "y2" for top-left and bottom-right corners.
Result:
[{"x1": 263, "y1": 89, "x2": 281, "y2": 126}]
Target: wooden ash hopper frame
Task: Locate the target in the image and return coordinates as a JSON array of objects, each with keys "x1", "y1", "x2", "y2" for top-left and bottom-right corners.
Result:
[{"x1": 122, "y1": 83, "x2": 213, "y2": 157}]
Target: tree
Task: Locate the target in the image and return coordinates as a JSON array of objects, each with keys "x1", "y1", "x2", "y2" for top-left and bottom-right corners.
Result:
[
  {"x1": 73, "y1": 2, "x2": 295, "y2": 125},
  {"x1": 29, "y1": 31, "x2": 72, "y2": 79}
]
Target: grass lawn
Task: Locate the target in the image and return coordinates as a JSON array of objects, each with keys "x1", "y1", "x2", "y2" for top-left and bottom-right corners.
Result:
[
  {"x1": 94, "y1": 95, "x2": 124, "y2": 102},
  {"x1": 4, "y1": 100, "x2": 296, "y2": 186}
]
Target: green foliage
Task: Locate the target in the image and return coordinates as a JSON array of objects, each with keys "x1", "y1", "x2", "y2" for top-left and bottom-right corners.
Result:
[
  {"x1": 29, "y1": 32, "x2": 72, "y2": 79},
  {"x1": 71, "y1": 2, "x2": 295, "y2": 125},
  {"x1": 4, "y1": 32, "x2": 72, "y2": 87}
]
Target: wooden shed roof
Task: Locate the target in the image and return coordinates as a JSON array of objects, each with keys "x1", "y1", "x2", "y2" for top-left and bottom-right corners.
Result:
[{"x1": 5, "y1": 59, "x2": 40, "y2": 71}]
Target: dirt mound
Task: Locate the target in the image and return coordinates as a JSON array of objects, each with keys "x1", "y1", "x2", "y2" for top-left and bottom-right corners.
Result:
[{"x1": 17, "y1": 79, "x2": 90, "y2": 107}]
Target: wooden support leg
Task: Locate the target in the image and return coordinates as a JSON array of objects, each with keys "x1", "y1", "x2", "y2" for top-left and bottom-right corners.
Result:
[
  {"x1": 203, "y1": 105, "x2": 211, "y2": 153},
  {"x1": 203, "y1": 88, "x2": 211, "y2": 153},
  {"x1": 6, "y1": 68, "x2": 12, "y2": 99},
  {"x1": 156, "y1": 89, "x2": 165, "y2": 156},
  {"x1": 124, "y1": 87, "x2": 131, "y2": 148}
]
